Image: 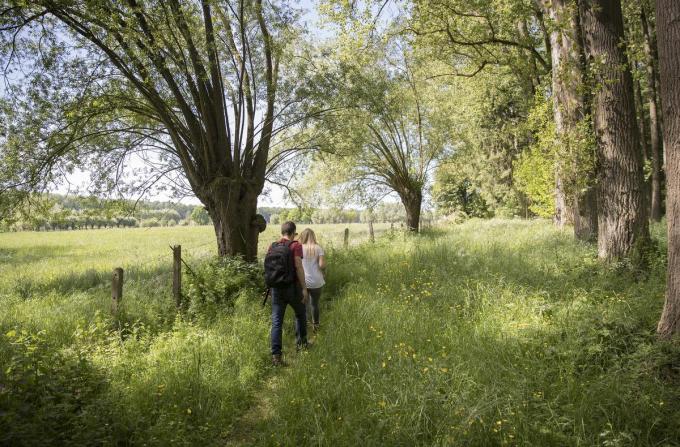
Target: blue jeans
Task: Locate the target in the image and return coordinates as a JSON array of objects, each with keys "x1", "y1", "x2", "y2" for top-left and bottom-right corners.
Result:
[{"x1": 271, "y1": 284, "x2": 307, "y2": 356}]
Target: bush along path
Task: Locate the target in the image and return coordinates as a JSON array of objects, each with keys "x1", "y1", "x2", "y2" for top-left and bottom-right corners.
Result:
[{"x1": 228, "y1": 220, "x2": 680, "y2": 446}]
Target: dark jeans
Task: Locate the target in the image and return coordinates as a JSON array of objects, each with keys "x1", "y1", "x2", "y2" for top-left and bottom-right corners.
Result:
[
  {"x1": 271, "y1": 284, "x2": 307, "y2": 356},
  {"x1": 307, "y1": 287, "x2": 323, "y2": 325}
]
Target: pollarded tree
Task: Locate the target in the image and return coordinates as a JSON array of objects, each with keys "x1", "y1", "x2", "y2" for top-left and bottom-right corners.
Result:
[
  {"x1": 311, "y1": 42, "x2": 447, "y2": 232},
  {"x1": 655, "y1": 0, "x2": 680, "y2": 338},
  {"x1": 579, "y1": 0, "x2": 650, "y2": 260},
  {"x1": 0, "y1": 1, "x2": 310, "y2": 260}
]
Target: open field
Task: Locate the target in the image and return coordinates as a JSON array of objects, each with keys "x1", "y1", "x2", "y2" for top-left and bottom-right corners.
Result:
[
  {"x1": 0, "y1": 222, "x2": 387, "y2": 302},
  {"x1": 1, "y1": 219, "x2": 679, "y2": 446}
]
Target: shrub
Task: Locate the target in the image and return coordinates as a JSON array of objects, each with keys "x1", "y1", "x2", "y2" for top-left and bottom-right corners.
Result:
[
  {"x1": 0, "y1": 329, "x2": 111, "y2": 445},
  {"x1": 183, "y1": 256, "x2": 263, "y2": 320},
  {"x1": 140, "y1": 218, "x2": 160, "y2": 228}
]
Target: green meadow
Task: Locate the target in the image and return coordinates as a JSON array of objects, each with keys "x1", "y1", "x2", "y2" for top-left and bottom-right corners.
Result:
[{"x1": 1, "y1": 220, "x2": 679, "y2": 446}]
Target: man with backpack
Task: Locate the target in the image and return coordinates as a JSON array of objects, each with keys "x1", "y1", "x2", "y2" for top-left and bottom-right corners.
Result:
[{"x1": 264, "y1": 221, "x2": 309, "y2": 366}]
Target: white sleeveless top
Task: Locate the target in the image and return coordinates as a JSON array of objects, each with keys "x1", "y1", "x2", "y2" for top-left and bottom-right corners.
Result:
[{"x1": 302, "y1": 244, "x2": 325, "y2": 289}]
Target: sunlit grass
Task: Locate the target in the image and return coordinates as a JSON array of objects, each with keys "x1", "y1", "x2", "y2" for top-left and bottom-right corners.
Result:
[
  {"x1": 0, "y1": 223, "x2": 388, "y2": 295},
  {"x1": 253, "y1": 219, "x2": 679, "y2": 446},
  {"x1": 1, "y1": 219, "x2": 678, "y2": 446}
]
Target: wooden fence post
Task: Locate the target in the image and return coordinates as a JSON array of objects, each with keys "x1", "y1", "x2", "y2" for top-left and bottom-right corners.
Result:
[
  {"x1": 344, "y1": 228, "x2": 349, "y2": 249},
  {"x1": 172, "y1": 245, "x2": 181, "y2": 308},
  {"x1": 368, "y1": 221, "x2": 375, "y2": 243},
  {"x1": 112, "y1": 267, "x2": 123, "y2": 315}
]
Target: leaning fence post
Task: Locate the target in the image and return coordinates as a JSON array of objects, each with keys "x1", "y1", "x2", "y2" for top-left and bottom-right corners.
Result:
[
  {"x1": 172, "y1": 245, "x2": 181, "y2": 308},
  {"x1": 112, "y1": 267, "x2": 123, "y2": 315},
  {"x1": 344, "y1": 228, "x2": 349, "y2": 249},
  {"x1": 368, "y1": 221, "x2": 375, "y2": 243}
]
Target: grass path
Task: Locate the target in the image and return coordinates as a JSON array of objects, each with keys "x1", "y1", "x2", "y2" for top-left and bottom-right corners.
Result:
[
  {"x1": 226, "y1": 326, "x2": 322, "y2": 446},
  {"x1": 220, "y1": 221, "x2": 680, "y2": 446},
  {"x1": 226, "y1": 371, "x2": 278, "y2": 445},
  {"x1": 4, "y1": 220, "x2": 679, "y2": 446}
]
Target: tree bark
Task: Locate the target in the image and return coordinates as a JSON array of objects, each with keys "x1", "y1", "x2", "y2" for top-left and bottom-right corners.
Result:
[
  {"x1": 573, "y1": 186, "x2": 598, "y2": 242},
  {"x1": 634, "y1": 77, "x2": 650, "y2": 162},
  {"x1": 554, "y1": 174, "x2": 571, "y2": 229},
  {"x1": 542, "y1": 0, "x2": 596, "y2": 239},
  {"x1": 204, "y1": 186, "x2": 265, "y2": 262},
  {"x1": 655, "y1": 0, "x2": 680, "y2": 338},
  {"x1": 580, "y1": 0, "x2": 650, "y2": 260},
  {"x1": 398, "y1": 189, "x2": 422, "y2": 233},
  {"x1": 641, "y1": 8, "x2": 664, "y2": 222},
  {"x1": 546, "y1": 0, "x2": 569, "y2": 230}
]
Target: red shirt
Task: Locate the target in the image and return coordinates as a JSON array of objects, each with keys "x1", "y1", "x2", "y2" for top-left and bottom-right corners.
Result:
[{"x1": 268, "y1": 238, "x2": 303, "y2": 285}]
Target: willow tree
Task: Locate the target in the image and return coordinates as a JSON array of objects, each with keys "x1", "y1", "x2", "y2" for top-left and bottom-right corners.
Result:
[
  {"x1": 309, "y1": 41, "x2": 446, "y2": 232},
  {"x1": 0, "y1": 1, "x2": 306, "y2": 260}
]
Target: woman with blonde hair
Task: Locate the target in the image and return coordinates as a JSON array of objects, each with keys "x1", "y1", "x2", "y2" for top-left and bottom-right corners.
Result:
[{"x1": 299, "y1": 228, "x2": 326, "y2": 331}]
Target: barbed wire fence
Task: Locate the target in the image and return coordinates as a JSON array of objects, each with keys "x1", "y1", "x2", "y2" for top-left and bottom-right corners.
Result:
[{"x1": 106, "y1": 223, "x2": 396, "y2": 315}]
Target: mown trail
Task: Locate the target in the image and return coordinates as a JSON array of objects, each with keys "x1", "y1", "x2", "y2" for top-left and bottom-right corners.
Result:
[
  {"x1": 223, "y1": 220, "x2": 680, "y2": 446},
  {"x1": 2, "y1": 220, "x2": 679, "y2": 446},
  {"x1": 226, "y1": 368, "x2": 278, "y2": 446},
  {"x1": 226, "y1": 330, "x2": 323, "y2": 446}
]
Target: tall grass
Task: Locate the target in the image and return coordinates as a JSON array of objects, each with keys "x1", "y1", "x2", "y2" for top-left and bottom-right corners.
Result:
[
  {"x1": 0, "y1": 223, "x2": 386, "y2": 445},
  {"x1": 253, "y1": 219, "x2": 679, "y2": 446},
  {"x1": 1, "y1": 219, "x2": 679, "y2": 446}
]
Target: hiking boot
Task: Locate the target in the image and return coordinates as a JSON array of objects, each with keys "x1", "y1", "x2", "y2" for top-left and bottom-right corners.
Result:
[
  {"x1": 296, "y1": 341, "x2": 309, "y2": 352},
  {"x1": 312, "y1": 323, "x2": 320, "y2": 333},
  {"x1": 272, "y1": 354, "x2": 283, "y2": 366}
]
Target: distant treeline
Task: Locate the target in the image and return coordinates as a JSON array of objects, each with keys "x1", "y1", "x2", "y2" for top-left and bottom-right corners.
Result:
[
  {"x1": 0, "y1": 195, "x2": 421, "y2": 232},
  {"x1": 0, "y1": 194, "x2": 198, "y2": 232},
  {"x1": 264, "y1": 203, "x2": 417, "y2": 225}
]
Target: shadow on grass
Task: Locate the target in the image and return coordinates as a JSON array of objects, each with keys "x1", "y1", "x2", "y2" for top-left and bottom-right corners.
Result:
[
  {"x1": 0, "y1": 245, "x2": 74, "y2": 266},
  {"x1": 8, "y1": 263, "x2": 176, "y2": 299},
  {"x1": 0, "y1": 334, "x2": 114, "y2": 446}
]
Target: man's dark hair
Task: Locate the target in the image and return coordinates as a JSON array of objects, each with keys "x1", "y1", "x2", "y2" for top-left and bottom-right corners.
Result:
[{"x1": 281, "y1": 221, "x2": 296, "y2": 236}]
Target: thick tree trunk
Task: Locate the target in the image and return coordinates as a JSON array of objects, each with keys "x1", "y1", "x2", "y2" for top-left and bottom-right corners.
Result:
[
  {"x1": 547, "y1": 0, "x2": 569, "y2": 230},
  {"x1": 641, "y1": 9, "x2": 664, "y2": 222},
  {"x1": 398, "y1": 189, "x2": 422, "y2": 233},
  {"x1": 634, "y1": 76, "x2": 652, "y2": 212},
  {"x1": 656, "y1": 0, "x2": 680, "y2": 338},
  {"x1": 580, "y1": 0, "x2": 650, "y2": 260},
  {"x1": 543, "y1": 0, "x2": 595, "y2": 238},
  {"x1": 634, "y1": 78, "x2": 650, "y2": 161},
  {"x1": 204, "y1": 186, "x2": 265, "y2": 262},
  {"x1": 573, "y1": 186, "x2": 598, "y2": 242}
]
